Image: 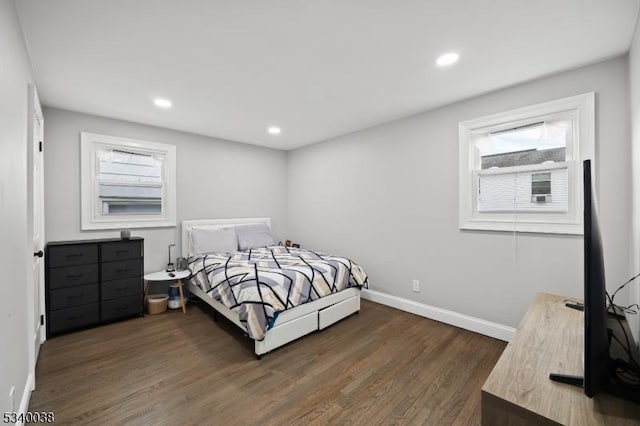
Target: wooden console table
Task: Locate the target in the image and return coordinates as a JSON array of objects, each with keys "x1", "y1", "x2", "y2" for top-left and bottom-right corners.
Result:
[{"x1": 482, "y1": 293, "x2": 640, "y2": 425}]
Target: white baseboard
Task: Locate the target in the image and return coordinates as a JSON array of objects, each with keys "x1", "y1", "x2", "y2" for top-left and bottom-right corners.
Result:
[
  {"x1": 361, "y1": 289, "x2": 515, "y2": 342},
  {"x1": 16, "y1": 373, "x2": 33, "y2": 426}
]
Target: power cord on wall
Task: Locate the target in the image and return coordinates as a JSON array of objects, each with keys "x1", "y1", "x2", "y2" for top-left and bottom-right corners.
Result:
[{"x1": 610, "y1": 271, "x2": 640, "y2": 313}]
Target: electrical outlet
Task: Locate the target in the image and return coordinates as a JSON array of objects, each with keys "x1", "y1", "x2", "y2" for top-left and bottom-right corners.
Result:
[
  {"x1": 9, "y1": 386, "x2": 15, "y2": 413},
  {"x1": 412, "y1": 279, "x2": 420, "y2": 293}
]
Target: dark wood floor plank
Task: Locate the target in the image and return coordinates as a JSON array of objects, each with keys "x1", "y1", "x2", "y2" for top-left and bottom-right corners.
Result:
[{"x1": 29, "y1": 300, "x2": 505, "y2": 425}]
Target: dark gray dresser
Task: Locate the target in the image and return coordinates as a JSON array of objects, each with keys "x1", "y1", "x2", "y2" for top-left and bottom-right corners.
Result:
[{"x1": 45, "y1": 237, "x2": 144, "y2": 336}]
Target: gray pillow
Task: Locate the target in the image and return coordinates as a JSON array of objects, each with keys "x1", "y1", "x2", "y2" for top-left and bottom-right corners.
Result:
[
  {"x1": 236, "y1": 223, "x2": 274, "y2": 250},
  {"x1": 188, "y1": 227, "x2": 238, "y2": 255}
]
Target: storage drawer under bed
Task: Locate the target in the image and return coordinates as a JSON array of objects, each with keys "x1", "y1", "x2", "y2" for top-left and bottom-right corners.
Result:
[
  {"x1": 257, "y1": 311, "x2": 318, "y2": 356},
  {"x1": 318, "y1": 296, "x2": 360, "y2": 329}
]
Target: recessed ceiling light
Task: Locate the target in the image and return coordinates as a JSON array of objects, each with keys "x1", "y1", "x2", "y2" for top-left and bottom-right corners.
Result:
[
  {"x1": 436, "y1": 52, "x2": 459, "y2": 67},
  {"x1": 268, "y1": 126, "x2": 281, "y2": 135},
  {"x1": 154, "y1": 98, "x2": 172, "y2": 108}
]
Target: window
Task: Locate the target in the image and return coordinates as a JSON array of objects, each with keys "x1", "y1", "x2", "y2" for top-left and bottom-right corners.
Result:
[
  {"x1": 81, "y1": 132, "x2": 176, "y2": 230},
  {"x1": 459, "y1": 93, "x2": 594, "y2": 234}
]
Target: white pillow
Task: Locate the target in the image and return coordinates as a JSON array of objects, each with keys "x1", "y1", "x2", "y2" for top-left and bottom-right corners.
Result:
[
  {"x1": 188, "y1": 227, "x2": 238, "y2": 255},
  {"x1": 235, "y1": 223, "x2": 274, "y2": 250}
]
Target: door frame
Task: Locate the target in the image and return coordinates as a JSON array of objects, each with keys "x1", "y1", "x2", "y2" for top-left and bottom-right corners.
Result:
[{"x1": 26, "y1": 84, "x2": 45, "y2": 390}]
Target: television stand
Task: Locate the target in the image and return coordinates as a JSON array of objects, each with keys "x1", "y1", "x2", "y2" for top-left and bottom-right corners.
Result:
[{"x1": 482, "y1": 293, "x2": 640, "y2": 425}]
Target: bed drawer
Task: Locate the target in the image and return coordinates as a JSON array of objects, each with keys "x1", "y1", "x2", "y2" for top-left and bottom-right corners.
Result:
[
  {"x1": 49, "y1": 283, "x2": 99, "y2": 310},
  {"x1": 49, "y1": 303, "x2": 99, "y2": 334},
  {"x1": 258, "y1": 311, "x2": 318, "y2": 355},
  {"x1": 318, "y1": 296, "x2": 359, "y2": 329}
]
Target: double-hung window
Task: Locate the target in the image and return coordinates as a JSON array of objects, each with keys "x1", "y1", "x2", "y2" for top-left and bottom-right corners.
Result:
[
  {"x1": 81, "y1": 132, "x2": 176, "y2": 230},
  {"x1": 459, "y1": 93, "x2": 594, "y2": 234}
]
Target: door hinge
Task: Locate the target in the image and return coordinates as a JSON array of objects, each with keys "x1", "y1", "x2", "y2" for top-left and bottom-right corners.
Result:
[
  {"x1": 39, "y1": 141, "x2": 43, "y2": 152},
  {"x1": 40, "y1": 314, "x2": 44, "y2": 326}
]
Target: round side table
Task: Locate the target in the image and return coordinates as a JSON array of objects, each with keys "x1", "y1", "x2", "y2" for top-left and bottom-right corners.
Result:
[{"x1": 143, "y1": 270, "x2": 191, "y2": 314}]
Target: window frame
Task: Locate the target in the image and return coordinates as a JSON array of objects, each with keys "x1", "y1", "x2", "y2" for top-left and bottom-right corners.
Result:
[
  {"x1": 458, "y1": 92, "x2": 594, "y2": 234},
  {"x1": 80, "y1": 132, "x2": 177, "y2": 230}
]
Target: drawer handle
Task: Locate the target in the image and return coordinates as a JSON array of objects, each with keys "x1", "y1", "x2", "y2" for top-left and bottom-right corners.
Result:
[
  {"x1": 67, "y1": 274, "x2": 83, "y2": 279},
  {"x1": 67, "y1": 294, "x2": 83, "y2": 300},
  {"x1": 115, "y1": 250, "x2": 129, "y2": 254},
  {"x1": 66, "y1": 315, "x2": 84, "y2": 321},
  {"x1": 115, "y1": 287, "x2": 129, "y2": 292},
  {"x1": 116, "y1": 306, "x2": 130, "y2": 311},
  {"x1": 116, "y1": 268, "x2": 130, "y2": 274},
  {"x1": 65, "y1": 254, "x2": 82, "y2": 258}
]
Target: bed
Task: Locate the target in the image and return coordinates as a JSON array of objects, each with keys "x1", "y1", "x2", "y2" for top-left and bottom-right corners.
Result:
[{"x1": 182, "y1": 218, "x2": 368, "y2": 358}]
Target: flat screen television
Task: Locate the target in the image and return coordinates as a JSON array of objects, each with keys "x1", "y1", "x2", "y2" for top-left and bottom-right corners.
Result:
[{"x1": 550, "y1": 159, "x2": 639, "y2": 402}]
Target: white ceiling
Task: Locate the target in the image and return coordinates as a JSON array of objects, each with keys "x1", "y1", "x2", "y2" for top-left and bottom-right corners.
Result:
[{"x1": 16, "y1": 0, "x2": 640, "y2": 150}]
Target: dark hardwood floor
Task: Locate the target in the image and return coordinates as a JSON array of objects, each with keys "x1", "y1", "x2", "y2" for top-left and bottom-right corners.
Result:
[{"x1": 29, "y1": 300, "x2": 505, "y2": 425}]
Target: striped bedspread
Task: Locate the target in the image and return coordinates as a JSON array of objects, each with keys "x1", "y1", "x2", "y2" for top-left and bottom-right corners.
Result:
[{"x1": 188, "y1": 246, "x2": 368, "y2": 340}]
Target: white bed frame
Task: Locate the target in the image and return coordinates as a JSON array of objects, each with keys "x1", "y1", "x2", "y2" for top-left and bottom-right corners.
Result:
[{"x1": 182, "y1": 218, "x2": 361, "y2": 358}]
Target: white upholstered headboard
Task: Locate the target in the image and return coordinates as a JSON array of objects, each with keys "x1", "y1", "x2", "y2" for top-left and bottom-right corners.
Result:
[{"x1": 181, "y1": 217, "x2": 271, "y2": 258}]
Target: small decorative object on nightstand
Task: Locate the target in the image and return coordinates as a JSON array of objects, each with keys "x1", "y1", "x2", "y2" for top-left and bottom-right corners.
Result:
[
  {"x1": 120, "y1": 229, "x2": 131, "y2": 240},
  {"x1": 144, "y1": 269, "x2": 191, "y2": 314},
  {"x1": 176, "y1": 257, "x2": 188, "y2": 271},
  {"x1": 166, "y1": 243, "x2": 176, "y2": 272}
]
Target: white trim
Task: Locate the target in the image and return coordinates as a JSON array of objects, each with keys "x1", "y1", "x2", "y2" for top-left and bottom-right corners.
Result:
[
  {"x1": 181, "y1": 217, "x2": 271, "y2": 257},
  {"x1": 361, "y1": 289, "x2": 515, "y2": 342},
  {"x1": 458, "y1": 92, "x2": 594, "y2": 235},
  {"x1": 475, "y1": 160, "x2": 568, "y2": 176},
  {"x1": 17, "y1": 374, "x2": 34, "y2": 426},
  {"x1": 80, "y1": 132, "x2": 177, "y2": 230}
]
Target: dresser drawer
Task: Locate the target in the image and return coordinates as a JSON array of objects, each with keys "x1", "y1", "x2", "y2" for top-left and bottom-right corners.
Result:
[
  {"x1": 102, "y1": 259, "x2": 142, "y2": 282},
  {"x1": 49, "y1": 264, "x2": 99, "y2": 289},
  {"x1": 49, "y1": 303, "x2": 99, "y2": 334},
  {"x1": 50, "y1": 283, "x2": 99, "y2": 310},
  {"x1": 101, "y1": 296, "x2": 142, "y2": 321},
  {"x1": 101, "y1": 241, "x2": 143, "y2": 262},
  {"x1": 48, "y1": 244, "x2": 98, "y2": 267},
  {"x1": 101, "y1": 277, "x2": 141, "y2": 301}
]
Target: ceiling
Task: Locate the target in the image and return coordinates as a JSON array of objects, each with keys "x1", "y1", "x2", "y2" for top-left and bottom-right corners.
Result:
[{"x1": 16, "y1": 0, "x2": 640, "y2": 150}]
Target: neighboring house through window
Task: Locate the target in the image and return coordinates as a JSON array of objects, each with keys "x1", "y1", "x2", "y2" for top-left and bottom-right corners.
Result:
[
  {"x1": 459, "y1": 93, "x2": 594, "y2": 234},
  {"x1": 98, "y1": 149, "x2": 163, "y2": 215},
  {"x1": 81, "y1": 132, "x2": 176, "y2": 230}
]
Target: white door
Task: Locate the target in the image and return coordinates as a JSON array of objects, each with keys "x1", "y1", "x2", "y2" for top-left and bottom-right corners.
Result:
[{"x1": 28, "y1": 85, "x2": 45, "y2": 388}]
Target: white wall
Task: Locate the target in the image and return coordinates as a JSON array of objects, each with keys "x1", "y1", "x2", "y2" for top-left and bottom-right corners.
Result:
[
  {"x1": 629, "y1": 16, "x2": 640, "y2": 343},
  {"x1": 43, "y1": 108, "x2": 288, "y2": 274},
  {"x1": 288, "y1": 57, "x2": 631, "y2": 329},
  {"x1": 0, "y1": 0, "x2": 36, "y2": 414}
]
